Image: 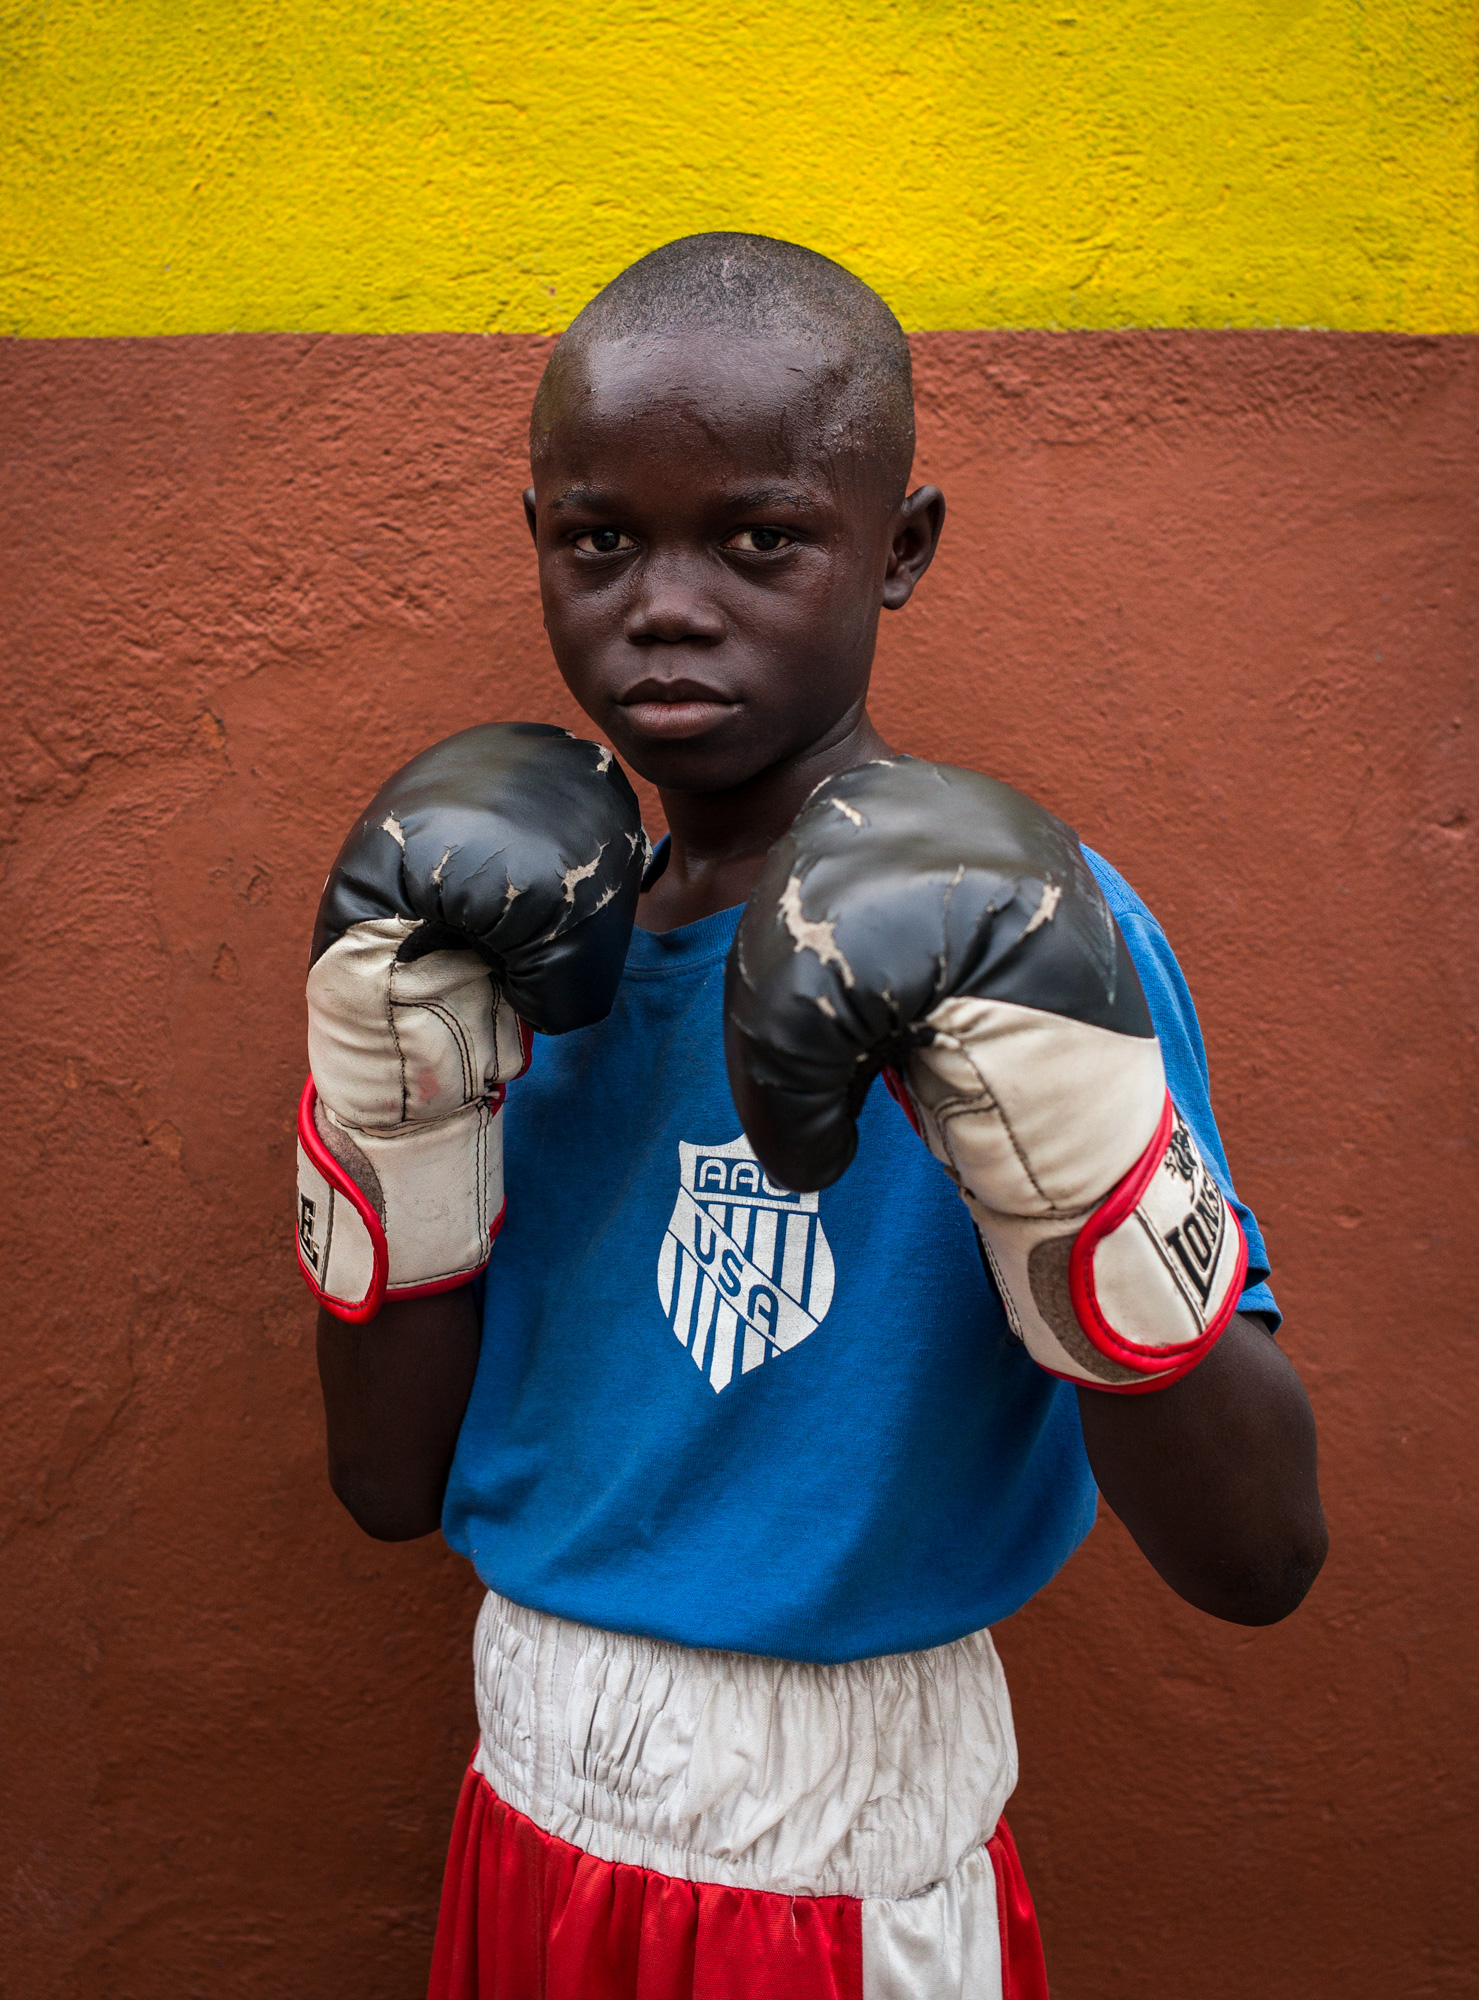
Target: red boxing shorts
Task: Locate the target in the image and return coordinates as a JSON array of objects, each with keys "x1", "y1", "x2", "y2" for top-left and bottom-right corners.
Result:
[{"x1": 428, "y1": 1592, "x2": 1049, "y2": 1999}]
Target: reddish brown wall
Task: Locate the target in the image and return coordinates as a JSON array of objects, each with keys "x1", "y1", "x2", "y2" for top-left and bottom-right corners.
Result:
[{"x1": 2, "y1": 332, "x2": 1473, "y2": 1997}]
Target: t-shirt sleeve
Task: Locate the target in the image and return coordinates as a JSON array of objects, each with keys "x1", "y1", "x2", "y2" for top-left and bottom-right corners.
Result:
[{"x1": 1083, "y1": 850, "x2": 1280, "y2": 1333}]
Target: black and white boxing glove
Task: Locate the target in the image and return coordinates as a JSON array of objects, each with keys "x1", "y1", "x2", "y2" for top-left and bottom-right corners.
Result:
[
  {"x1": 297, "y1": 722, "x2": 646, "y2": 1323},
  {"x1": 724, "y1": 758, "x2": 1247, "y2": 1391}
]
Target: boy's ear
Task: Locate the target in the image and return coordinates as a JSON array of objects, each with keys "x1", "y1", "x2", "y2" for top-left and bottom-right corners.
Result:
[
  {"x1": 882, "y1": 485, "x2": 946, "y2": 611},
  {"x1": 523, "y1": 487, "x2": 539, "y2": 544}
]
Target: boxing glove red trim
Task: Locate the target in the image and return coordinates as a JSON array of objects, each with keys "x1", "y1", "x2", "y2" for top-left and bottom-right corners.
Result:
[
  {"x1": 1067, "y1": 1090, "x2": 1248, "y2": 1385},
  {"x1": 1030, "y1": 1343, "x2": 1212, "y2": 1397},
  {"x1": 296, "y1": 1076, "x2": 389, "y2": 1325}
]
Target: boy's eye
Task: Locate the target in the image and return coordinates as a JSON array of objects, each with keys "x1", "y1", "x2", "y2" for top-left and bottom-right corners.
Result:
[
  {"x1": 724, "y1": 527, "x2": 793, "y2": 553},
  {"x1": 573, "y1": 528, "x2": 636, "y2": 555}
]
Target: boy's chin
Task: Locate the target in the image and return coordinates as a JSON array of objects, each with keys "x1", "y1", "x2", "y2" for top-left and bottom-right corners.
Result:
[{"x1": 609, "y1": 720, "x2": 775, "y2": 795}]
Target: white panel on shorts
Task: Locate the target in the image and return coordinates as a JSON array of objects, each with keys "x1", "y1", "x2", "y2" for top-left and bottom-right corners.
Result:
[{"x1": 862, "y1": 1840, "x2": 1003, "y2": 1999}]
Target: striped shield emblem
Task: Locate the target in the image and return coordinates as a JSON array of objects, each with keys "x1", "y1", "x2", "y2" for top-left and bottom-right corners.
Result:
[{"x1": 656, "y1": 1134, "x2": 836, "y2": 1394}]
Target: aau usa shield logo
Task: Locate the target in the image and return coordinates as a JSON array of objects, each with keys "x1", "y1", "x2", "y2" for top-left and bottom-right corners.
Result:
[{"x1": 656, "y1": 1134, "x2": 835, "y2": 1394}]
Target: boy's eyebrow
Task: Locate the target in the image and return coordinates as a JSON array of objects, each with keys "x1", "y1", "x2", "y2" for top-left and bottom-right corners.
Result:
[
  {"x1": 725, "y1": 486, "x2": 822, "y2": 511},
  {"x1": 548, "y1": 485, "x2": 611, "y2": 514},
  {"x1": 547, "y1": 483, "x2": 824, "y2": 515}
]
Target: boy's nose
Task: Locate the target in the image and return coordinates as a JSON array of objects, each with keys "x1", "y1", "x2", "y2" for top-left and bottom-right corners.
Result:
[{"x1": 624, "y1": 560, "x2": 726, "y2": 646}]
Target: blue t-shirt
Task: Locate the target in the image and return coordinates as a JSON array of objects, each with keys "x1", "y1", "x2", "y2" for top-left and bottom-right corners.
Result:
[{"x1": 443, "y1": 850, "x2": 1277, "y2": 1664}]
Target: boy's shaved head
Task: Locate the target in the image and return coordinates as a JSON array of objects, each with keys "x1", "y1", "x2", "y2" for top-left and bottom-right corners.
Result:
[{"x1": 531, "y1": 232, "x2": 915, "y2": 494}]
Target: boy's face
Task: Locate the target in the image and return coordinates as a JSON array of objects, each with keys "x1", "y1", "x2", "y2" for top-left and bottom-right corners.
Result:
[{"x1": 524, "y1": 334, "x2": 942, "y2": 793}]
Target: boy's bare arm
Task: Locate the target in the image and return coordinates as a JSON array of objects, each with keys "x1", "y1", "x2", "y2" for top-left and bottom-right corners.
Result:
[
  {"x1": 316, "y1": 1290, "x2": 481, "y2": 1541},
  {"x1": 1075, "y1": 1313, "x2": 1326, "y2": 1626},
  {"x1": 314, "y1": 1290, "x2": 1325, "y2": 1625}
]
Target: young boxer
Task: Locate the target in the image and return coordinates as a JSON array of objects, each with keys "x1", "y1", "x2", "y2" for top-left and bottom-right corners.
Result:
[{"x1": 304, "y1": 234, "x2": 1326, "y2": 1999}]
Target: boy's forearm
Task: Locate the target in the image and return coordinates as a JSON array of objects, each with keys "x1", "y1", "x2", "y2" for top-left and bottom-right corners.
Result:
[
  {"x1": 1075, "y1": 1315, "x2": 1327, "y2": 1626},
  {"x1": 315, "y1": 1287, "x2": 482, "y2": 1542}
]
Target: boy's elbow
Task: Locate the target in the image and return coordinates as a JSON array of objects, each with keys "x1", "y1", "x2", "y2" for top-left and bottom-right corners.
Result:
[
  {"x1": 328, "y1": 1462, "x2": 444, "y2": 1543},
  {"x1": 1198, "y1": 1518, "x2": 1330, "y2": 1627}
]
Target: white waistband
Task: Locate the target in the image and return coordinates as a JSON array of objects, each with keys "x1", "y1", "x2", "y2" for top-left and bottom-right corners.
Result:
[{"x1": 471, "y1": 1590, "x2": 1018, "y2": 1901}]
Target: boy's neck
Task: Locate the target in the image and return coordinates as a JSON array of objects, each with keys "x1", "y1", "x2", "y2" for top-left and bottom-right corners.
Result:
[{"x1": 636, "y1": 706, "x2": 892, "y2": 932}]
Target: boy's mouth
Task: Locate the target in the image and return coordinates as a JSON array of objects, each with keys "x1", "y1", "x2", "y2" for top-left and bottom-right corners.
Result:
[{"x1": 618, "y1": 675, "x2": 739, "y2": 742}]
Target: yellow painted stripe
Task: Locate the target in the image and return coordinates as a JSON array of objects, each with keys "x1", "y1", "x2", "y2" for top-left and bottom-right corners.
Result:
[{"x1": 3, "y1": 0, "x2": 1474, "y2": 336}]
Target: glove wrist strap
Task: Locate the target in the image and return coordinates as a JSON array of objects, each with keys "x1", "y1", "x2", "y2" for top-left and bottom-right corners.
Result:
[
  {"x1": 957, "y1": 1089, "x2": 1248, "y2": 1394},
  {"x1": 294, "y1": 1077, "x2": 504, "y2": 1323},
  {"x1": 1065, "y1": 1092, "x2": 1248, "y2": 1391}
]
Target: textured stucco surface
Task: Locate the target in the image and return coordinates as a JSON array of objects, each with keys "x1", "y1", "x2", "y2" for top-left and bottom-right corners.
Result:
[
  {"x1": 2, "y1": 0, "x2": 1475, "y2": 336},
  {"x1": 0, "y1": 330, "x2": 1473, "y2": 1997}
]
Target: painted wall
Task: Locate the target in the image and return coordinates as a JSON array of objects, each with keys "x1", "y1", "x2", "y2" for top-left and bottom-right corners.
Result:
[
  {"x1": 4, "y1": 0, "x2": 1475, "y2": 335},
  {"x1": 2, "y1": 7, "x2": 1475, "y2": 1998}
]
